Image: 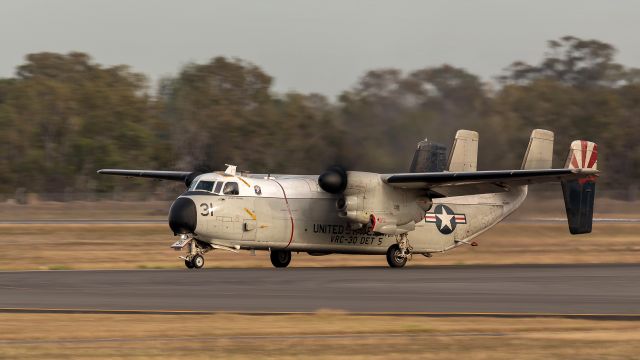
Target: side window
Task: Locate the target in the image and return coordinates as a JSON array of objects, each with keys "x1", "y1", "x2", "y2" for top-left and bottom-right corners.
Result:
[
  {"x1": 223, "y1": 182, "x2": 239, "y2": 195},
  {"x1": 194, "y1": 181, "x2": 214, "y2": 192},
  {"x1": 213, "y1": 181, "x2": 224, "y2": 194}
]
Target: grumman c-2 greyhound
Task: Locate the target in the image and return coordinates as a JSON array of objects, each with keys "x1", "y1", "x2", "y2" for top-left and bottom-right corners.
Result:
[{"x1": 98, "y1": 129, "x2": 599, "y2": 268}]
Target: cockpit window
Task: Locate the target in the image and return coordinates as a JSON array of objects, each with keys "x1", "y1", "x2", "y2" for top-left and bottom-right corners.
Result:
[
  {"x1": 194, "y1": 180, "x2": 215, "y2": 192},
  {"x1": 213, "y1": 181, "x2": 223, "y2": 194},
  {"x1": 223, "y1": 182, "x2": 239, "y2": 195}
]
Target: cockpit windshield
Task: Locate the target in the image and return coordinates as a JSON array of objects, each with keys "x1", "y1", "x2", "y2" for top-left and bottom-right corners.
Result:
[
  {"x1": 213, "y1": 182, "x2": 223, "y2": 194},
  {"x1": 194, "y1": 180, "x2": 215, "y2": 192},
  {"x1": 223, "y1": 182, "x2": 239, "y2": 195}
]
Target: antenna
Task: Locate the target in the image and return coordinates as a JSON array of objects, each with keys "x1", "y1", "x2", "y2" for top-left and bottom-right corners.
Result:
[{"x1": 224, "y1": 164, "x2": 237, "y2": 176}]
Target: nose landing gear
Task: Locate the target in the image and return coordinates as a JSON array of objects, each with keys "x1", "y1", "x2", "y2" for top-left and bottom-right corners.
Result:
[{"x1": 172, "y1": 236, "x2": 212, "y2": 269}]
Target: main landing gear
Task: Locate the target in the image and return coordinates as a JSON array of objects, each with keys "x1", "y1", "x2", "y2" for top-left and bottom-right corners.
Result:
[
  {"x1": 270, "y1": 250, "x2": 292, "y2": 268},
  {"x1": 386, "y1": 234, "x2": 412, "y2": 268}
]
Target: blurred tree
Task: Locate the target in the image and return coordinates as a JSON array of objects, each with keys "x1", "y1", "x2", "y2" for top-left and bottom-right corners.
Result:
[
  {"x1": 0, "y1": 52, "x2": 164, "y2": 193},
  {"x1": 338, "y1": 65, "x2": 488, "y2": 172},
  {"x1": 0, "y1": 36, "x2": 637, "y2": 197},
  {"x1": 495, "y1": 36, "x2": 640, "y2": 193},
  {"x1": 500, "y1": 36, "x2": 627, "y2": 87},
  {"x1": 159, "y1": 57, "x2": 341, "y2": 174}
]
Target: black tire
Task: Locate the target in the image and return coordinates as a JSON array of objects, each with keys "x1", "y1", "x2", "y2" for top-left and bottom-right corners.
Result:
[
  {"x1": 184, "y1": 259, "x2": 195, "y2": 269},
  {"x1": 270, "y1": 250, "x2": 291, "y2": 268},
  {"x1": 386, "y1": 245, "x2": 407, "y2": 268},
  {"x1": 192, "y1": 254, "x2": 205, "y2": 269}
]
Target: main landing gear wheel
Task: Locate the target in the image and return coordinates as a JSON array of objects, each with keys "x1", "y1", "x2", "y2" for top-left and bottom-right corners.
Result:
[
  {"x1": 270, "y1": 250, "x2": 291, "y2": 268},
  {"x1": 185, "y1": 259, "x2": 195, "y2": 269},
  {"x1": 386, "y1": 244, "x2": 408, "y2": 268}
]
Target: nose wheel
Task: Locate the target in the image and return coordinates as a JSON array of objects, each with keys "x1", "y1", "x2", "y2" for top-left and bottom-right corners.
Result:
[
  {"x1": 191, "y1": 254, "x2": 205, "y2": 269},
  {"x1": 184, "y1": 254, "x2": 205, "y2": 269}
]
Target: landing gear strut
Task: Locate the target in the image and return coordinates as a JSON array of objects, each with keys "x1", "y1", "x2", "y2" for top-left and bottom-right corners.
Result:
[{"x1": 270, "y1": 250, "x2": 292, "y2": 268}]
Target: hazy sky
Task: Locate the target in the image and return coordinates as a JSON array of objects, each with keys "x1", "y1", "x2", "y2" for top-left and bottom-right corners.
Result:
[{"x1": 2, "y1": 0, "x2": 639, "y2": 97}]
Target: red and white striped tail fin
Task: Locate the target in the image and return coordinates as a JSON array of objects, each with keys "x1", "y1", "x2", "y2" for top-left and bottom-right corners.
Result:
[
  {"x1": 562, "y1": 139, "x2": 598, "y2": 235},
  {"x1": 565, "y1": 140, "x2": 598, "y2": 170}
]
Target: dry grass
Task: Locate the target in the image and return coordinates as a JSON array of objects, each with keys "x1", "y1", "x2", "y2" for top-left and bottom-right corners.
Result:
[
  {"x1": 0, "y1": 313, "x2": 639, "y2": 359},
  {"x1": 0, "y1": 222, "x2": 638, "y2": 270},
  {"x1": 0, "y1": 200, "x2": 171, "y2": 220},
  {"x1": 0, "y1": 198, "x2": 637, "y2": 269}
]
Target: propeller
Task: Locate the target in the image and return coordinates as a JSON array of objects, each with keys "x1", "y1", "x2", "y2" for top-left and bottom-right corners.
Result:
[
  {"x1": 318, "y1": 166, "x2": 348, "y2": 194},
  {"x1": 184, "y1": 172, "x2": 202, "y2": 187},
  {"x1": 185, "y1": 162, "x2": 217, "y2": 187}
]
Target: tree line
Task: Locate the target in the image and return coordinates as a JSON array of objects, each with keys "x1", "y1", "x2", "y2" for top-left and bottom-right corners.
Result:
[{"x1": 0, "y1": 36, "x2": 638, "y2": 197}]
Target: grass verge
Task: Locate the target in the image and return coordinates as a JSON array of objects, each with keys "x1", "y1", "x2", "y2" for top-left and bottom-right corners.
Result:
[
  {"x1": 0, "y1": 222, "x2": 638, "y2": 270},
  {"x1": 0, "y1": 313, "x2": 639, "y2": 359}
]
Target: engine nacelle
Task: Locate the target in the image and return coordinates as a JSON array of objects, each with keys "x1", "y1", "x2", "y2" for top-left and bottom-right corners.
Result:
[{"x1": 334, "y1": 171, "x2": 431, "y2": 235}]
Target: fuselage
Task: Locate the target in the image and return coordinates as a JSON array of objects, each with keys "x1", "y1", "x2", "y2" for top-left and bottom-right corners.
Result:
[{"x1": 169, "y1": 172, "x2": 528, "y2": 255}]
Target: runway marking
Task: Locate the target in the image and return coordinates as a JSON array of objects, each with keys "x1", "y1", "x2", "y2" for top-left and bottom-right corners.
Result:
[{"x1": 1, "y1": 308, "x2": 639, "y2": 320}]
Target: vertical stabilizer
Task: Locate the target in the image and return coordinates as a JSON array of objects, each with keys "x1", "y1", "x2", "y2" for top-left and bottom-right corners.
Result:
[
  {"x1": 447, "y1": 130, "x2": 478, "y2": 172},
  {"x1": 521, "y1": 129, "x2": 554, "y2": 170},
  {"x1": 561, "y1": 140, "x2": 598, "y2": 234},
  {"x1": 409, "y1": 139, "x2": 447, "y2": 172}
]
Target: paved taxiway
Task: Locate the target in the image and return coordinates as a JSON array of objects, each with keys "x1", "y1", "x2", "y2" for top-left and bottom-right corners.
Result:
[{"x1": 0, "y1": 264, "x2": 639, "y2": 314}]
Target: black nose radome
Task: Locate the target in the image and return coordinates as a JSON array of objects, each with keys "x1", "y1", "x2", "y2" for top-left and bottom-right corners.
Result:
[{"x1": 169, "y1": 197, "x2": 197, "y2": 234}]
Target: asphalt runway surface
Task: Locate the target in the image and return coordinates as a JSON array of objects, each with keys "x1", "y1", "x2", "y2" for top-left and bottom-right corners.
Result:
[{"x1": 1, "y1": 264, "x2": 639, "y2": 315}]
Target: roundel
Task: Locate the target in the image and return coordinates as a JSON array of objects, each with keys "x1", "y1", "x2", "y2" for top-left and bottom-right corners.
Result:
[{"x1": 424, "y1": 204, "x2": 467, "y2": 235}]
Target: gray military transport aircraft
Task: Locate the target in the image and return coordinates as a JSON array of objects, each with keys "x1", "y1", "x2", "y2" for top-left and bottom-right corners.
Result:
[{"x1": 98, "y1": 129, "x2": 598, "y2": 269}]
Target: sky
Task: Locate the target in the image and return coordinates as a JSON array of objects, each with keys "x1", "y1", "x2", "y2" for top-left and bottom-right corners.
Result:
[{"x1": 1, "y1": 0, "x2": 639, "y2": 98}]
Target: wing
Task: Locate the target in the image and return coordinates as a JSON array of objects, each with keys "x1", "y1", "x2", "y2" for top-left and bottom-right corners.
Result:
[
  {"x1": 97, "y1": 169, "x2": 199, "y2": 186},
  {"x1": 382, "y1": 168, "x2": 598, "y2": 197}
]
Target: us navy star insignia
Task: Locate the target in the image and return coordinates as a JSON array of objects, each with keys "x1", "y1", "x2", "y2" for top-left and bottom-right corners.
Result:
[{"x1": 425, "y1": 204, "x2": 467, "y2": 234}]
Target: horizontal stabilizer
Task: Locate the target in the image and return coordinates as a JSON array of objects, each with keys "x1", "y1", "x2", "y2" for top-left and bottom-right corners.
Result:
[{"x1": 382, "y1": 167, "x2": 598, "y2": 197}]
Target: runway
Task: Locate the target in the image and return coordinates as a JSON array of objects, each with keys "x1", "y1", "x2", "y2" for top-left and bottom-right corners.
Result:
[{"x1": 1, "y1": 264, "x2": 639, "y2": 315}]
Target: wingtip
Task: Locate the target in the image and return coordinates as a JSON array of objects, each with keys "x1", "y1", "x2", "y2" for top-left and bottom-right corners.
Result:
[{"x1": 572, "y1": 168, "x2": 600, "y2": 176}]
